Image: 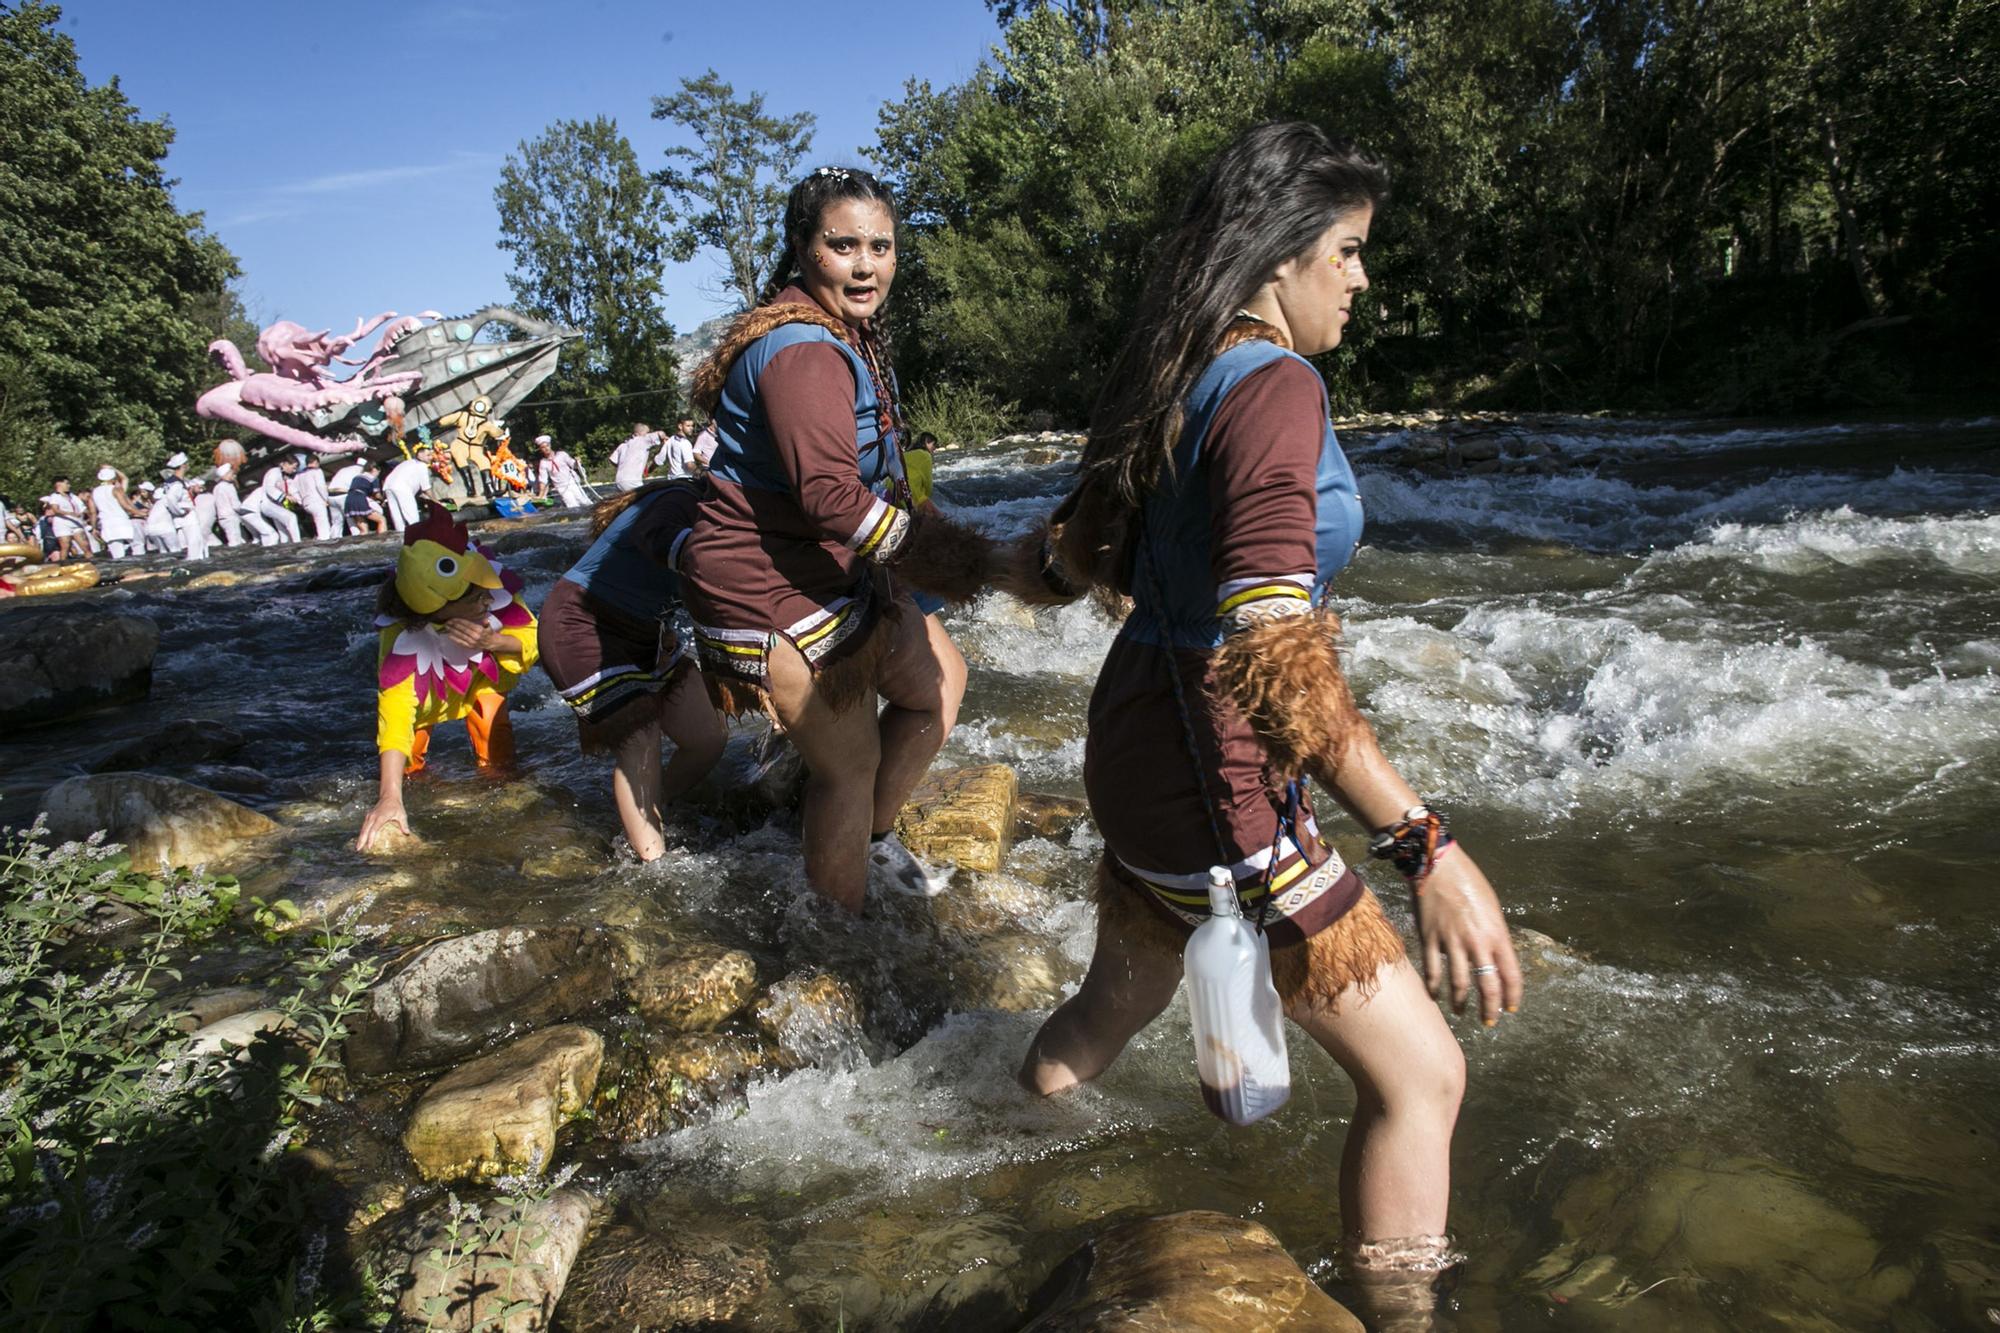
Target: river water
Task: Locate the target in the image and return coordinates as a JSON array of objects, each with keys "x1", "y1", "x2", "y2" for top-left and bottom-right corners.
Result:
[{"x1": 4, "y1": 414, "x2": 1996, "y2": 1329}]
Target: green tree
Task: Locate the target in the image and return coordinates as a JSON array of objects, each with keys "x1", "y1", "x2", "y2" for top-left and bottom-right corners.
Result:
[
  {"x1": 652, "y1": 70, "x2": 816, "y2": 311},
  {"x1": 494, "y1": 115, "x2": 687, "y2": 459},
  {"x1": 0, "y1": 0, "x2": 241, "y2": 498}
]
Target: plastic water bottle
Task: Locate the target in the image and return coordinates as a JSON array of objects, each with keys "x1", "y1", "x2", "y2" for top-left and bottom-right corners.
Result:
[{"x1": 1184, "y1": 866, "x2": 1291, "y2": 1125}]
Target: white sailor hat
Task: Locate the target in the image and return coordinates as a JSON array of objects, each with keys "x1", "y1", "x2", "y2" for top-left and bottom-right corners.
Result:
[
  {"x1": 165, "y1": 452, "x2": 188, "y2": 468},
  {"x1": 97, "y1": 465, "x2": 117, "y2": 481},
  {"x1": 534, "y1": 435, "x2": 552, "y2": 446}
]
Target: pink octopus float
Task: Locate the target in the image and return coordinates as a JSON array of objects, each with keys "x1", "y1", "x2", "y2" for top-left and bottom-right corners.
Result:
[{"x1": 197, "y1": 311, "x2": 439, "y2": 454}]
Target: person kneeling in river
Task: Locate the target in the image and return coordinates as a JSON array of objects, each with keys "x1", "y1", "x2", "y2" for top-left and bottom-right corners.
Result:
[
  {"x1": 356, "y1": 501, "x2": 539, "y2": 851},
  {"x1": 1002, "y1": 122, "x2": 1522, "y2": 1314},
  {"x1": 540, "y1": 479, "x2": 726, "y2": 861}
]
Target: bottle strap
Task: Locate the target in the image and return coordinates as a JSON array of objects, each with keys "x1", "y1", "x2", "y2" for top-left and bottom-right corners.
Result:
[{"x1": 1137, "y1": 517, "x2": 1276, "y2": 930}]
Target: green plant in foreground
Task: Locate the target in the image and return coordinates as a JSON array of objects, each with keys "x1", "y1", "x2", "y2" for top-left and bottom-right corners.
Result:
[{"x1": 0, "y1": 818, "x2": 383, "y2": 1331}]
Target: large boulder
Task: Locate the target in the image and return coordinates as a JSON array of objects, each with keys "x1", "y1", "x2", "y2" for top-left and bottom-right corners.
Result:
[
  {"x1": 345, "y1": 926, "x2": 620, "y2": 1075},
  {"x1": 895, "y1": 764, "x2": 1020, "y2": 873},
  {"x1": 373, "y1": 1187, "x2": 594, "y2": 1332},
  {"x1": 1021, "y1": 1210, "x2": 1362, "y2": 1332},
  {"x1": 402, "y1": 1024, "x2": 603, "y2": 1184},
  {"x1": 40, "y1": 772, "x2": 279, "y2": 870},
  {"x1": 555, "y1": 1223, "x2": 770, "y2": 1332},
  {"x1": 0, "y1": 612, "x2": 158, "y2": 731}
]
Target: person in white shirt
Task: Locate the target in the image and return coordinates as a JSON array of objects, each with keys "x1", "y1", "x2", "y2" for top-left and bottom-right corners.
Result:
[
  {"x1": 291, "y1": 454, "x2": 336, "y2": 540},
  {"x1": 190, "y1": 477, "x2": 220, "y2": 552},
  {"x1": 256, "y1": 458, "x2": 303, "y2": 543},
  {"x1": 141, "y1": 477, "x2": 181, "y2": 554},
  {"x1": 327, "y1": 457, "x2": 365, "y2": 534},
  {"x1": 692, "y1": 420, "x2": 718, "y2": 469},
  {"x1": 380, "y1": 446, "x2": 438, "y2": 530},
  {"x1": 212, "y1": 463, "x2": 273, "y2": 546},
  {"x1": 610, "y1": 422, "x2": 660, "y2": 492},
  {"x1": 654, "y1": 417, "x2": 699, "y2": 479},
  {"x1": 533, "y1": 435, "x2": 589, "y2": 509},
  {"x1": 91, "y1": 466, "x2": 143, "y2": 558},
  {"x1": 40, "y1": 478, "x2": 95, "y2": 553},
  {"x1": 160, "y1": 453, "x2": 210, "y2": 561}
]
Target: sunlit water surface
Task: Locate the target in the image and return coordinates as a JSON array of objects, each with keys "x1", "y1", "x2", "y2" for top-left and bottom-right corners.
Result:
[{"x1": 4, "y1": 415, "x2": 1996, "y2": 1329}]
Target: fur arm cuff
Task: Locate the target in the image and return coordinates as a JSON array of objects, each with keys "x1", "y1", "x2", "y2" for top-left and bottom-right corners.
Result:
[
  {"x1": 1208, "y1": 607, "x2": 1365, "y2": 783},
  {"x1": 889, "y1": 503, "x2": 996, "y2": 605},
  {"x1": 993, "y1": 526, "x2": 1086, "y2": 607}
]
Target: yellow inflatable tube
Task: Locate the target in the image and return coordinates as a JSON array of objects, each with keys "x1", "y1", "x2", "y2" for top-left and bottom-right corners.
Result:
[
  {"x1": 12, "y1": 564, "x2": 101, "y2": 596},
  {"x1": 0, "y1": 541, "x2": 41, "y2": 562}
]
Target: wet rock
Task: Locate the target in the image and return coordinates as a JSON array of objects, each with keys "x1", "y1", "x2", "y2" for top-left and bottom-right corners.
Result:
[
  {"x1": 595, "y1": 1030, "x2": 777, "y2": 1143},
  {"x1": 1021, "y1": 1210, "x2": 1362, "y2": 1332},
  {"x1": 181, "y1": 569, "x2": 252, "y2": 589},
  {"x1": 556, "y1": 1223, "x2": 771, "y2": 1331},
  {"x1": 1553, "y1": 1152, "x2": 1915, "y2": 1314},
  {"x1": 374, "y1": 1187, "x2": 593, "y2": 1332},
  {"x1": 947, "y1": 931, "x2": 1067, "y2": 1012},
  {"x1": 40, "y1": 772, "x2": 280, "y2": 870},
  {"x1": 360, "y1": 821, "x2": 424, "y2": 856},
  {"x1": 345, "y1": 926, "x2": 619, "y2": 1075},
  {"x1": 754, "y1": 970, "x2": 867, "y2": 1068},
  {"x1": 518, "y1": 843, "x2": 601, "y2": 880},
  {"x1": 623, "y1": 942, "x2": 760, "y2": 1032},
  {"x1": 932, "y1": 868, "x2": 1061, "y2": 939},
  {"x1": 0, "y1": 611, "x2": 159, "y2": 731},
  {"x1": 895, "y1": 763, "x2": 1019, "y2": 874},
  {"x1": 90, "y1": 718, "x2": 245, "y2": 772},
  {"x1": 402, "y1": 1024, "x2": 603, "y2": 1184},
  {"x1": 1015, "y1": 790, "x2": 1089, "y2": 841}
]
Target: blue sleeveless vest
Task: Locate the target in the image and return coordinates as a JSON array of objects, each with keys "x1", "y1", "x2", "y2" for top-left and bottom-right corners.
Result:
[
  {"x1": 707, "y1": 321, "x2": 907, "y2": 497},
  {"x1": 1128, "y1": 340, "x2": 1364, "y2": 649}
]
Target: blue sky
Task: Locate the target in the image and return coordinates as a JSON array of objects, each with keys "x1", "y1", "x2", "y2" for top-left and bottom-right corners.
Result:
[{"x1": 63, "y1": 0, "x2": 1001, "y2": 336}]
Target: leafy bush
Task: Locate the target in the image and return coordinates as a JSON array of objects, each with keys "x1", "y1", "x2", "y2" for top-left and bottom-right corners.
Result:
[
  {"x1": 902, "y1": 380, "x2": 1021, "y2": 449},
  {"x1": 0, "y1": 820, "x2": 380, "y2": 1331}
]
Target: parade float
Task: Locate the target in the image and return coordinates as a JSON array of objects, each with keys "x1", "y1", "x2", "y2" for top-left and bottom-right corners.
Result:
[{"x1": 195, "y1": 307, "x2": 580, "y2": 470}]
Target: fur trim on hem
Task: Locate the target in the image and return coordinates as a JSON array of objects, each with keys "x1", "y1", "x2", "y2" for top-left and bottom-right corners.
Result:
[
  {"x1": 692, "y1": 301, "x2": 853, "y2": 415},
  {"x1": 893, "y1": 505, "x2": 996, "y2": 605},
  {"x1": 1208, "y1": 607, "x2": 1366, "y2": 783},
  {"x1": 1091, "y1": 858, "x2": 1405, "y2": 1010},
  {"x1": 700, "y1": 597, "x2": 902, "y2": 723}
]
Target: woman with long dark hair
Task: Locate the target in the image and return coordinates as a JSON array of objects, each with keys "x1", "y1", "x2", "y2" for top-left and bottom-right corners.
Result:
[
  {"x1": 679, "y1": 166, "x2": 986, "y2": 912},
  {"x1": 1008, "y1": 121, "x2": 1523, "y2": 1295}
]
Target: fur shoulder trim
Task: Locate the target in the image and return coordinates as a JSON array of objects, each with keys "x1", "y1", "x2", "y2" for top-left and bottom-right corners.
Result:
[
  {"x1": 691, "y1": 302, "x2": 853, "y2": 415},
  {"x1": 1208, "y1": 607, "x2": 1365, "y2": 783}
]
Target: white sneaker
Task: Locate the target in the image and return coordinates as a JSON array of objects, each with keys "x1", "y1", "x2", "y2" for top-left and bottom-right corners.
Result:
[{"x1": 869, "y1": 833, "x2": 951, "y2": 897}]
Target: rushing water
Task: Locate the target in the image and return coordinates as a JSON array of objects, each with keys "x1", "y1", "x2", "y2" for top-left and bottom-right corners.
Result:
[{"x1": 4, "y1": 415, "x2": 1997, "y2": 1329}]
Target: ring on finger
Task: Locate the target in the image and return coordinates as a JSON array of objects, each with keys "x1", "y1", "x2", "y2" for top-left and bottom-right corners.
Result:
[{"x1": 1471, "y1": 964, "x2": 1498, "y2": 976}]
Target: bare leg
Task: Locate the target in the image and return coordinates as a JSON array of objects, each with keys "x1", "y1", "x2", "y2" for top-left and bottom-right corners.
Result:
[
  {"x1": 1289, "y1": 960, "x2": 1465, "y2": 1243},
  {"x1": 658, "y1": 668, "x2": 726, "y2": 805},
  {"x1": 870, "y1": 607, "x2": 966, "y2": 834},
  {"x1": 767, "y1": 635, "x2": 881, "y2": 914},
  {"x1": 611, "y1": 717, "x2": 666, "y2": 862},
  {"x1": 1020, "y1": 883, "x2": 1184, "y2": 1094}
]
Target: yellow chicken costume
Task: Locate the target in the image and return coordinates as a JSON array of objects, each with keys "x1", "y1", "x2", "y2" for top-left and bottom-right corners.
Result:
[{"x1": 375, "y1": 501, "x2": 539, "y2": 772}]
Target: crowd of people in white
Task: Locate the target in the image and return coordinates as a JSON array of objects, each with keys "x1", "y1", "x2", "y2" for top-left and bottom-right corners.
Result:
[{"x1": 2, "y1": 418, "x2": 718, "y2": 565}]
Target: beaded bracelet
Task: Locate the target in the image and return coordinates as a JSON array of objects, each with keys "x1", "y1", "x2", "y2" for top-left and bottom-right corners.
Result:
[{"x1": 1367, "y1": 803, "x2": 1455, "y2": 895}]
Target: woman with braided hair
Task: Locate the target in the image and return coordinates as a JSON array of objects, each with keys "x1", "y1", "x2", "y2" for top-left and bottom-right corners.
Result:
[
  {"x1": 1004, "y1": 121, "x2": 1523, "y2": 1306},
  {"x1": 679, "y1": 166, "x2": 987, "y2": 912}
]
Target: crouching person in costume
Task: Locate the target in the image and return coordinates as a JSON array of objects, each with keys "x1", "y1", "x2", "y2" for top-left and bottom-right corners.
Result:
[
  {"x1": 679, "y1": 165, "x2": 991, "y2": 912},
  {"x1": 1005, "y1": 123, "x2": 1523, "y2": 1315},
  {"x1": 541, "y1": 479, "x2": 726, "y2": 861},
  {"x1": 356, "y1": 501, "x2": 540, "y2": 850}
]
